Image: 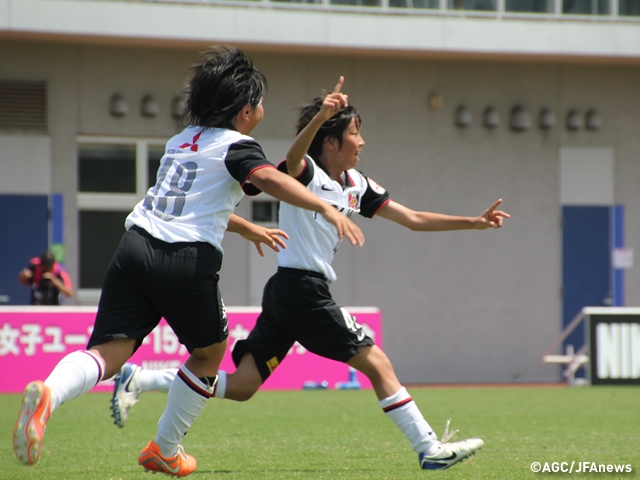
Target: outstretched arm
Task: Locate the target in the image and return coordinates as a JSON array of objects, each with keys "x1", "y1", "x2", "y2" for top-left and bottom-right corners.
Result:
[
  {"x1": 285, "y1": 76, "x2": 348, "y2": 178},
  {"x1": 227, "y1": 214, "x2": 289, "y2": 257},
  {"x1": 376, "y1": 199, "x2": 510, "y2": 231}
]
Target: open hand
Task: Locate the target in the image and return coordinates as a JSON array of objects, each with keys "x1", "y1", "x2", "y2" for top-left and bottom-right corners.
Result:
[
  {"x1": 241, "y1": 227, "x2": 289, "y2": 257},
  {"x1": 321, "y1": 207, "x2": 365, "y2": 246}
]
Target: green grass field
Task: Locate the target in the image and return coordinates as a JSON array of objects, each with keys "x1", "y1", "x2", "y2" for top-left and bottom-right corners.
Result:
[{"x1": 2, "y1": 386, "x2": 639, "y2": 479}]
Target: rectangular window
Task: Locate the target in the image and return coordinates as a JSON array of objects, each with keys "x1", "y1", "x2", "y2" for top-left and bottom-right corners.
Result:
[
  {"x1": 78, "y1": 143, "x2": 136, "y2": 193},
  {"x1": 619, "y1": 0, "x2": 640, "y2": 15},
  {"x1": 147, "y1": 144, "x2": 165, "y2": 189},
  {"x1": 79, "y1": 210, "x2": 129, "y2": 289},
  {"x1": 448, "y1": 0, "x2": 496, "y2": 10},
  {"x1": 562, "y1": 0, "x2": 609, "y2": 14},
  {"x1": 272, "y1": 0, "x2": 322, "y2": 4},
  {"x1": 77, "y1": 137, "x2": 165, "y2": 293},
  {"x1": 251, "y1": 201, "x2": 280, "y2": 225},
  {"x1": 331, "y1": 0, "x2": 381, "y2": 6},
  {"x1": 505, "y1": 0, "x2": 552, "y2": 12},
  {"x1": 390, "y1": 0, "x2": 438, "y2": 8}
]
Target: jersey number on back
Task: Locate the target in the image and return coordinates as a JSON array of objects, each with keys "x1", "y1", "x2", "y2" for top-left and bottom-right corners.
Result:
[{"x1": 143, "y1": 158, "x2": 197, "y2": 221}]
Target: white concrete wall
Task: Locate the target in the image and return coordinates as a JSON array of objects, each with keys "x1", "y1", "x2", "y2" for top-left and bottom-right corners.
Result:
[
  {"x1": 0, "y1": 135, "x2": 51, "y2": 193},
  {"x1": 1, "y1": 39, "x2": 639, "y2": 383}
]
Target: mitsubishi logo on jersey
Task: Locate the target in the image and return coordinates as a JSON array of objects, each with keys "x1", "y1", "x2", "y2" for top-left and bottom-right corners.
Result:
[{"x1": 178, "y1": 132, "x2": 201, "y2": 152}]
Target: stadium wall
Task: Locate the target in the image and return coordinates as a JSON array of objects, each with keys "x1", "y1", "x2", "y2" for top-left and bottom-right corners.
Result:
[{"x1": 1, "y1": 39, "x2": 639, "y2": 383}]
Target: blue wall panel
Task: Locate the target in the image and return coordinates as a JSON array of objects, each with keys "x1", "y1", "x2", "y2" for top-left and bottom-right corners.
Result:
[
  {"x1": 0, "y1": 195, "x2": 49, "y2": 305},
  {"x1": 562, "y1": 206, "x2": 611, "y2": 352}
]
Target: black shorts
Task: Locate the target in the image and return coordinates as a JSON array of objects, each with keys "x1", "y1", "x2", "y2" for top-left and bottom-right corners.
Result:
[
  {"x1": 87, "y1": 225, "x2": 228, "y2": 354},
  {"x1": 232, "y1": 267, "x2": 374, "y2": 381}
]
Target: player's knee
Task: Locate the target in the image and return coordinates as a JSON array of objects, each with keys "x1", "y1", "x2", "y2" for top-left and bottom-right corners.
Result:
[
  {"x1": 225, "y1": 373, "x2": 261, "y2": 401},
  {"x1": 236, "y1": 390, "x2": 257, "y2": 402},
  {"x1": 229, "y1": 386, "x2": 258, "y2": 402}
]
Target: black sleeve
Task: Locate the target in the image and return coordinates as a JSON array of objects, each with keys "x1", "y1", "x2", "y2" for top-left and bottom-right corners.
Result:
[
  {"x1": 359, "y1": 175, "x2": 391, "y2": 218},
  {"x1": 277, "y1": 157, "x2": 314, "y2": 186},
  {"x1": 225, "y1": 140, "x2": 276, "y2": 196}
]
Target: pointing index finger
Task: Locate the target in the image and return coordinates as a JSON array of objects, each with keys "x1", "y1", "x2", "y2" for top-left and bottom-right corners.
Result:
[
  {"x1": 333, "y1": 76, "x2": 344, "y2": 94},
  {"x1": 487, "y1": 198, "x2": 502, "y2": 212}
]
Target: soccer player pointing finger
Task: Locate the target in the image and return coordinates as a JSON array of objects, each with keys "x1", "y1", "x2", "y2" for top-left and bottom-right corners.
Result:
[
  {"x1": 12, "y1": 49, "x2": 364, "y2": 477},
  {"x1": 111, "y1": 76, "x2": 510, "y2": 472}
]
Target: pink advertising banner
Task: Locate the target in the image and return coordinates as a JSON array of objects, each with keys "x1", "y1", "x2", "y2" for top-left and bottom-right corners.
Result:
[{"x1": 0, "y1": 306, "x2": 382, "y2": 393}]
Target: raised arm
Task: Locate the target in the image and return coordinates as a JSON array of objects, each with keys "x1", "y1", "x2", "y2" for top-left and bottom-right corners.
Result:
[
  {"x1": 285, "y1": 76, "x2": 348, "y2": 178},
  {"x1": 376, "y1": 199, "x2": 510, "y2": 231},
  {"x1": 227, "y1": 214, "x2": 289, "y2": 257}
]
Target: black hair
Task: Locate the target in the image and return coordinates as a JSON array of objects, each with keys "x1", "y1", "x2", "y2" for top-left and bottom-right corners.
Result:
[
  {"x1": 40, "y1": 251, "x2": 55, "y2": 267},
  {"x1": 183, "y1": 45, "x2": 268, "y2": 128},
  {"x1": 296, "y1": 94, "x2": 361, "y2": 161}
]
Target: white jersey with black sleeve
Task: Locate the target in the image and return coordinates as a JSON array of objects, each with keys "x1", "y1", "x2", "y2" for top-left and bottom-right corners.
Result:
[
  {"x1": 126, "y1": 125, "x2": 274, "y2": 253},
  {"x1": 276, "y1": 155, "x2": 390, "y2": 283}
]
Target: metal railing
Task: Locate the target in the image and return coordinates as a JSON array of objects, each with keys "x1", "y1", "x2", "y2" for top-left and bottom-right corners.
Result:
[{"x1": 117, "y1": 0, "x2": 640, "y2": 21}]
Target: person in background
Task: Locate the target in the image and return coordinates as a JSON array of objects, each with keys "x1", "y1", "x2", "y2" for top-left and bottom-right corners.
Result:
[{"x1": 18, "y1": 251, "x2": 74, "y2": 305}]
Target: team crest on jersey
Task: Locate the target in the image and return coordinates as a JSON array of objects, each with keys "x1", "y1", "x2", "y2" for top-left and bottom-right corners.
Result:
[
  {"x1": 367, "y1": 177, "x2": 386, "y2": 194},
  {"x1": 348, "y1": 193, "x2": 359, "y2": 209}
]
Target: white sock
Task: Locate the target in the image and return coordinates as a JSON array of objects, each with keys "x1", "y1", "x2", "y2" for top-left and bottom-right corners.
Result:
[
  {"x1": 44, "y1": 350, "x2": 105, "y2": 412},
  {"x1": 213, "y1": 370, "x2": 227, "y2": 399},
  {"x1": 380, "y1": 387, "x2": 439, "y2": 455},
  {"x1": 138, "y1": 368, "x2": 178, "y2": 393},
  {"x1": 155, "y1": 365, "x2": 215, "y2": 457}
]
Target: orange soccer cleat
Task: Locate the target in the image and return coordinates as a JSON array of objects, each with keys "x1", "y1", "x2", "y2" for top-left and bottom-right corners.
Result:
[
  {"x1": 13, "y1": 380, "x2": 52, "y2": 465},
  {"x1": 138, "y1": 440, "x2": 197, "y2": 477}
]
